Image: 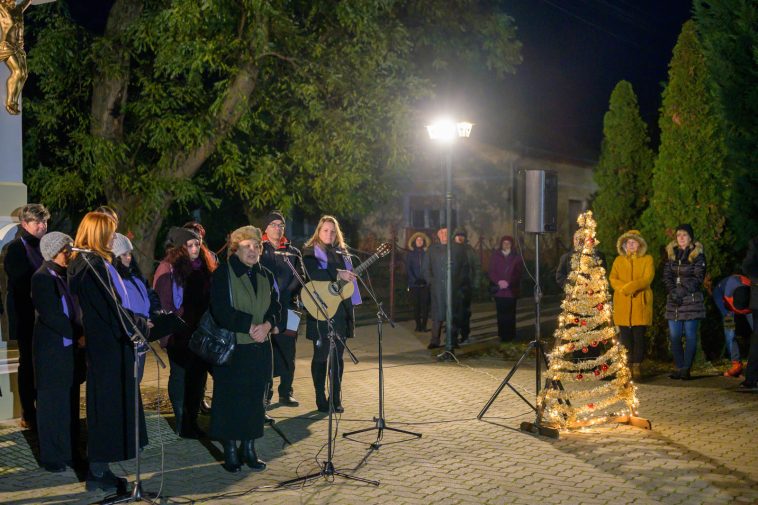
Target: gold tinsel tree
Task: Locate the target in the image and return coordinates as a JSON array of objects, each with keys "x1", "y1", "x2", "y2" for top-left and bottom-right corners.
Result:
[{"x1": 538, "y1": 211, "x2": 641, "y2": 429}]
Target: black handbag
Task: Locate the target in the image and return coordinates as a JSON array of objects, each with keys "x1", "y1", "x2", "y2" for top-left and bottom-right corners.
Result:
[{"x1": 189, "y1": 266, "x2": 237, "y2": 366}]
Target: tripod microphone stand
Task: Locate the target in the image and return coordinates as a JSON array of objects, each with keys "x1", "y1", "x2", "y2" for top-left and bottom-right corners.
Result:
[
  {"x1": 78, "y1": 253, "x2": 167, "y2": 503},
  {"x1": 342, "y1": 275, "x2": 421, "y2": 450},
  {"x1": 477, "y1": 233, "x2": 560, "y2": 439},
  {"x1": 277, "y1": 254, "x2": 378, "y2": 487}
]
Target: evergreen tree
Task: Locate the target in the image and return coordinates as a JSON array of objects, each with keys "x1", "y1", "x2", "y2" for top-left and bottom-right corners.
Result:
[
  {"x1": 641, "y1": 20, "x2": 730, "y2": 277},
  {"x1": 593, "y1": 80, "x2": 654, "y2": 260},
  {"x1": 694, "y1": 0, "x2": 758, "y2": 252},
  {"x1": 641, "y1": 20, "x2": 730, "y2": 360}
]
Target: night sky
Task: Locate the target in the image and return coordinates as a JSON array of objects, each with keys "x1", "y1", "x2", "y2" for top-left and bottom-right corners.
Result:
[{"x1": 443, "y1": 0, "x2": 694, "y2": 162}]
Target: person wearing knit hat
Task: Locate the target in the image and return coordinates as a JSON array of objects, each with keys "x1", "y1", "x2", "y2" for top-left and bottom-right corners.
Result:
[
  {"x1": 452, "y1": 228, "x2": 480, "y2": 344},
  {"x1": 260, "y1": 213, "x2": 302, "y2": 407},
  {"x1": 31, "y1": 230, "x2": 82, "y2": 472},
  {"x1": 262, "y1": 211, "x2": 285, "y2": 231},
  {"x1": 663, "y1": 223, "x2": 706, "y2": 380},
  {"x1": 609, "y1": 230, "x2": 654, "y2": 380},
  {"x1": 153, "y1": 224, "x2": 216, "y2": 439},
  {"x1": 40, "y1": 232, "x2": 73, "y2": 263},
  {"x1": 167, "y1": 226, "x2": 200, "y2": 249},
  {"x1": 111, "y1": 233, "x2": 133, "y2": 259}
]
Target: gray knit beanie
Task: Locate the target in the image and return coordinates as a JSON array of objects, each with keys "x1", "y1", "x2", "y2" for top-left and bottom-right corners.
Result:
[
  {"x1": 112, "y1": 233, "x2": 133, "y2": 258},
  {"x1": 40, "y1": 232, "x2": 73, "y2": 262}
]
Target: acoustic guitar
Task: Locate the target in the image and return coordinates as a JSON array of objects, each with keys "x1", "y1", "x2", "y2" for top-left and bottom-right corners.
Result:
[{"x1": 302, "y1": 243, "x2": 391, "y2": 320}]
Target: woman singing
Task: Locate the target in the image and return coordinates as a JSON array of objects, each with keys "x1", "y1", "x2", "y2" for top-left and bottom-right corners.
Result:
[
  {"x1": 208, "y1": 226, "x2": 280, "y2": 473},
  {"x1": 301, "y1": 216, "x2": 359, "y2": 413},
  {"x1": 68, "y1": 212, "x2": 149, "y2": 493}
]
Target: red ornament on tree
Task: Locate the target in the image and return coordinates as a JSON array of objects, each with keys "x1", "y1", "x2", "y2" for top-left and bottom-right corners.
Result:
[
  {"x1": 587, "y1": 238, "x2": 594, "y2": 245},
  {"x1": 590, "y1": 340, "x2": 598, "y2": 347},
  {"x1": 581, "y1": 320, "x2": 587, "y2": 326},
  {"x1": 588, "y1": 289, "x2": 594, "y2": 295},
  {"x1": 576, "y1": 373, "x2": 583, "y2": 380},
  {"x1": 574, "y1": 318, "x2": 580, "y2": 324},
  {"x1": 568, "y1": 344, "x2": 575, "y2": 351},
  {"x1": 596, "y1": 303, "x2": 604, "y2": 311},
  {"x1": 601, "y1": 364, "x2": 609, "y2": 371},
  {"x1": 587, "y1": 403, "x2": 595, "y2": 409},
  {"x1": 581, "y1": 347, "x2": 589, "y2": 354},
  {"x1": 594, "y1": 369, "x2": 601, "y2": 376}
]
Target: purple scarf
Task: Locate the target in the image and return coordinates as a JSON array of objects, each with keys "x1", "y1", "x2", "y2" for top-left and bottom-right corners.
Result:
[
  {"x1": 21, "y1": 236, "x2": 44, "y2": 271},
  {"x1": 314, "y1": 245, "x2": 362, "y2": 305},
  {"x1": 47, "y1": 265, "x2": 78, "y2": 347},
  {"x1": 105, "y1": 261, "x2": 132, "y2": 310}
]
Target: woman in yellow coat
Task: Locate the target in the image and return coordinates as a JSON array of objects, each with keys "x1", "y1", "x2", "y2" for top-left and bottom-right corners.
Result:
[{"x1": 609, "y1": 230, "x2": 654, "y2": 379}]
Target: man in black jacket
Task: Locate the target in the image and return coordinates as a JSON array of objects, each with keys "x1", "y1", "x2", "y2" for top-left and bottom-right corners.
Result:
[
  {"x1": 260, "y1": 211, "x2": 303, "y2": 406},
  {"x1": 3, "y1": 203, "x2": 49, "y2": 429}
]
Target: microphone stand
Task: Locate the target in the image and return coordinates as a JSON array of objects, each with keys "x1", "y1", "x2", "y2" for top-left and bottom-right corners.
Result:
[
  {"x1": 77, "y1": 252, "x2": 166, "y2": 504},
  {"x1": 276, "y1": 253, "x2": 378, "y2": 487},
  {"x1": 342, "y1": 273, "x2": 421, "y2": 451}
]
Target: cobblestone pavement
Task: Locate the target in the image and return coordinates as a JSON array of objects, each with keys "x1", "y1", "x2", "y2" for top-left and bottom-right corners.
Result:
[{"x1": 1, "y1": 316, "x2": 757, "y2": 505}]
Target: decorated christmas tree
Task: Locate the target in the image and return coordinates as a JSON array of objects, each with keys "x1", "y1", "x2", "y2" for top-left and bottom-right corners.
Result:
[{"x1": 538, "y1": 211, "x2": 647, "y2": 430}]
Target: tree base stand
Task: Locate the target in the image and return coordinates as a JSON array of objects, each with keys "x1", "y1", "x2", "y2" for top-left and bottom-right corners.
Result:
[{"x1": 520, "y1": 414, "x2": 652, "y2": 439}]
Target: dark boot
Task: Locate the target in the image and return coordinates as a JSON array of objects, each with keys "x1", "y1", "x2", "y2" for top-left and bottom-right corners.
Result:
[
  {"x1": 86, "y1": 463, "x2": 127, "y2": 493},
  {"x1": 222, "y1": 440, "x2": 241, "y2": 473},
  {"x1": 241, "y1": 440, "x2": 267, "y2": 472},
  {"x1": 312, "y1": 360, "x2": 329, "y2": 412},
  {"x1": 679, "y1": 368, "x2": 691, "y2": 380}
]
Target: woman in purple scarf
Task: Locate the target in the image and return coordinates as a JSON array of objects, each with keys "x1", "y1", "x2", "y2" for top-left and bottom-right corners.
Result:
[
  {"x1": 301, "y1": 216, "x2": 359, "y2": 413},
  {"x1": 153, "y1": 226, "x2": 216, "y2": 438}
]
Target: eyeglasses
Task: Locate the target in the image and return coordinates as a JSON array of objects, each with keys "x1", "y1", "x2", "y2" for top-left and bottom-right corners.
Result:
[{"x1": 268, "y1": 223, "x2": 285, "y2": 229}]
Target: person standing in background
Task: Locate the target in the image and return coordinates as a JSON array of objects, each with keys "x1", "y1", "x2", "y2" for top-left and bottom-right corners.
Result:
[{"x1": 406, "y1": 232, "x2": 430, "y2": 333}]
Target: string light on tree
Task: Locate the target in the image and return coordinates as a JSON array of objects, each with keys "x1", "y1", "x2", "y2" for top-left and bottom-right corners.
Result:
[{"x1": 537, "y1": 211, "x2": 651, "y2": 431}]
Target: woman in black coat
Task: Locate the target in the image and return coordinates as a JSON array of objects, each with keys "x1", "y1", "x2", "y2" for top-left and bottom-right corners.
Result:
[
  {"x1": 301, "y1": 215, "x2": 357, "y2": 413},
  {"x1": 208, "y1": 226, "x2": 280, "y2": 473},
  {"x1": 663, "y1": 224, "x2": 706, "y2": 380},
  {"x1": 68, "y1": 212, "x2": 149, "y2": 493},
  {"x1": 31, "y1": 232, "x2": 84, "y2": 473}
]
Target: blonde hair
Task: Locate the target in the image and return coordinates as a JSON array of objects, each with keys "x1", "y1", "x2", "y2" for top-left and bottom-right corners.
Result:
[
  {"x1": 74, "y1": 212, "x2": 117, "y2": 262},
  {"x1": 227, "y1": 225, "x2": 262, "y2": 258},
  {"x1": 304, "y1": 215, "x2": 347, "y2": 250}
]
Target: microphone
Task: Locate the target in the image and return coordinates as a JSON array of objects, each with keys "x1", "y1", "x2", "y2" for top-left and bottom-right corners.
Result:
[
  {"x1": 274, "y1": 250, "x2": 298, "y2": 257},
  {"x1": 70, "y1": 246, "x2": 95, "y2": 253}
]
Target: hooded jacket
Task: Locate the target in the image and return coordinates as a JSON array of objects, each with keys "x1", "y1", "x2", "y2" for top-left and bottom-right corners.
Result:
[
  {"x1": 609, "y1": 230, "x2": 654, "y2": 326},
  {"x1": 663, "y1": 240, "x2": 706, "y2": 320}
]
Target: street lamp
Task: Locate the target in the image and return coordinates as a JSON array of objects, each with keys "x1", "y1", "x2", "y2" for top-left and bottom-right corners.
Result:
[{"x1": 426, "y1": 118, "x2": 473, "y2": 358}]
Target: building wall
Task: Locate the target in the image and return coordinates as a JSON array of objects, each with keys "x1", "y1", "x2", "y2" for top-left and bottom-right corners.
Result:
[{"x1": 361, "y1": 142, "x2": 597, "y2": 269}]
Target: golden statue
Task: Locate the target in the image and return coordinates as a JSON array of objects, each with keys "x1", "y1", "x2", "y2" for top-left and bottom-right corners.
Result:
[{"x1": 0, "y1": 0, "x2": 32, "y2": 115}]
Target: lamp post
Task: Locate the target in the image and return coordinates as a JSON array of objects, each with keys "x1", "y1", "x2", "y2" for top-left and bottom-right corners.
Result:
[{"x1": 426, "y1": 119, "x2": 473, "y2": 357}]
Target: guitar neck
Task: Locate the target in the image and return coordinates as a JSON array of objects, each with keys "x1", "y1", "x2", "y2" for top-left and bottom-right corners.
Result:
[{"x1": 352, "y1": 252, "x2": 381, "y2": 277}]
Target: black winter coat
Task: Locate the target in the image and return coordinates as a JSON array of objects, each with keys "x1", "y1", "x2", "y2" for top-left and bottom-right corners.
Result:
[
  {"x1": 663, "y1": 241, "x2": 706, "y2": 321},
  {"x1": 302, "y1": 245, "x2": 355, "y2": 343},
  {"x1": 31, "y1": 261, "x2": 84, "y2": 390},
  {"x1": 68, "y1": 254, "x2": 148, "y2": 462},
  {"x1": 260, "y1": 240, "x2": 303, "y2": 334},
  {"x1": 3, "y1": 229, "x2": 43, "y2": 342}
]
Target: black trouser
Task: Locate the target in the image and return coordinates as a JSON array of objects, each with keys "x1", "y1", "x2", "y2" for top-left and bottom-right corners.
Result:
[
  {"x1": 745, "y1": 309, "x2": 758, "y2": 385},
  {"x1": 271, "y1": 333, "x2": 296, "y2": 397},
  {"x1": 17, "y1": 333, "x2": 36, "y2": 425},
  {"x1": 457, "y1": 289, "x2": 472, "y2": 340},
  {"x1": 495, "y1": 297, "x2": 517, "y2": 342},
  {"x1": 410, "y1": 286, "x2": 430, "y2": 330},
  {"x1": 311, "y1": 338, "x2": 344, "y2": 405},
  {"x1": 618, "y1": 325, "x2": 647, "y2": 364},
  {"x1": 37, "y1": 384, "x2": 79, "y2": 464},
  {"x1": 167, "y1": 345, "x2": 208, "y2": 433}
]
